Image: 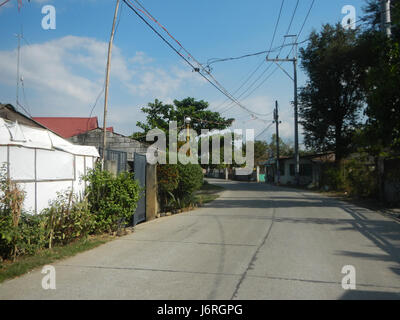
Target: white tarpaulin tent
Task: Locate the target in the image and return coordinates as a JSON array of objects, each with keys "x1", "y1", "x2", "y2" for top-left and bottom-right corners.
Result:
[{"x1": 0, "y1": 117, "x2": 99, "y2": 213}]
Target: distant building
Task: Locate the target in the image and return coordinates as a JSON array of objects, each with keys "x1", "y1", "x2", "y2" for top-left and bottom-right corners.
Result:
[{"x1": 264, "y1": 153, "x2": 336, "y2": 187}]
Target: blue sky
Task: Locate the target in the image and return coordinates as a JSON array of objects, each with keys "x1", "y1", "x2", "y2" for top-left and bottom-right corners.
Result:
[{"x1": 0, "y1": 0, "x2": 367, "y2": 143}]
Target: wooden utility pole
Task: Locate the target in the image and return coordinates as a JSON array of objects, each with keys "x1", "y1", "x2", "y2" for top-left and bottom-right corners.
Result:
[
  {"x1": 273, "y1": 100, "x2": 282, "y2": 185},
  {"x1": 102, "y1": 0, "x2": 120, "y2": 167},
  {"x1": 267, "y1": 35, "x2": 299, "y2": 185}
]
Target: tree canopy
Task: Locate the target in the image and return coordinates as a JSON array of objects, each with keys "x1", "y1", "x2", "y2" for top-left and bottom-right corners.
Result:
[
  {"x1": 298, "y1": 24, "x2": 365, "y2": 162},
  {"x1": 133, "y1": 97, "x2": 234, "y2": 142}
]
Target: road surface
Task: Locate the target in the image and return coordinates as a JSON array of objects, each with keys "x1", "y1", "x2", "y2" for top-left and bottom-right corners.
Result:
[{"x1": 1, "y1": 179, "x2": 399, "y2": 299}]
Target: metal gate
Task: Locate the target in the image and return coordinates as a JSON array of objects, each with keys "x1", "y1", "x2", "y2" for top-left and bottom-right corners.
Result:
[
  {"x1": 99, "y1": 148, "x2": 127, "y2": 173},
  {"x1": 133, "y1": 153, "x2": 146, "y2": 226}
]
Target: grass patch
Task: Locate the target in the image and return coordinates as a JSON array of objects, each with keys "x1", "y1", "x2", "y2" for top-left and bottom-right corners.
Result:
[
  {"x1": 200, "y1": 181, "x2": 224, "y2": 191},
  {"x1": 0, "y1": 234, "x2": 114, "y2": 284},
  {"x1": 195, "y1": 181, "x2": 224, "y2": 205}
]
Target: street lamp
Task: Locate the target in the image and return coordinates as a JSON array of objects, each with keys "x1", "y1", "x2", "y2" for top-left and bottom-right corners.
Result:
[{"x1": 184, "y1": 116, "x2": 191, "y2": 156}]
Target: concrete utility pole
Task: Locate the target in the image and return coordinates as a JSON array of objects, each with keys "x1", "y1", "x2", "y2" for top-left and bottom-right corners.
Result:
[
  {"x1": 267, "y1": 35, "x2": 300, "y2": 185},
  {"x1": 102, "y1": 0, "x2": 120, "y2": 167},
  {"x1": 273, "y1": 100, "x2": 282, "y2": 185},
  {"x1": 381, "y1": 0, "x2": 392, "y2": 37}
]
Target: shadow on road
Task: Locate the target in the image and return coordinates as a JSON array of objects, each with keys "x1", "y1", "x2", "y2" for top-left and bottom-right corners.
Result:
[
  {"x1": 205, "y1": 179, "x2": 400, "y2": 281},
  {"x1": 340, "y1": 290, "x2": 400, "y2": 300}
]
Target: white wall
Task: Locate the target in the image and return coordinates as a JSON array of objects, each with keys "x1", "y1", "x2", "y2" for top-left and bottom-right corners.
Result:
[
  {"x1": 278, "y1": 158, "x2": 314, "y2": 185},
  {"x1": 0, "y1": 146, "x2": 96, "y2": 213}
]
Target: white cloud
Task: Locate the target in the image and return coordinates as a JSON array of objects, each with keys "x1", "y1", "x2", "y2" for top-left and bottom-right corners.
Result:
[
  {"x1": 129, "y1": 51, "x2": 154, "y2": 65},
  {"x1": 0, "y1": 35, "x2": 205, "y2": 133}
]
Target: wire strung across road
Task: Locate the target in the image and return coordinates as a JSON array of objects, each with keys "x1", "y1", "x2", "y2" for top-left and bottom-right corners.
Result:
[
  {"x1": 221, "y1": 0, "x2": 315, "y2": 117},
  {"x1": 215, "y1": 0, "x2": 303, "y2": 116},
  {"x1": 255, "y1": 122, "x2": 274, "y2": 140},
  {"x1": 215, "y1": 0, "x2": 287, "y2": 116},
  {"x1": 122, "y1": 0, "x2": 276, "y2": 123}
]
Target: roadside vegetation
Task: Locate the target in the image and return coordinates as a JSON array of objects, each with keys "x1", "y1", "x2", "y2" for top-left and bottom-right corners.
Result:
[
  {"x1": 291, "y1": 1, "x2": 400, "y2": 204},
  {"x1": 157, "y1": 163, "x2": 204, "y2": 213},
  {"x1": 194, "y1": 180, "x2": 224, "y2": 206},
  {"x1": 0, "y1": 234, "x2": 113, "y2": 284},
  {"x1": 157, "y1": 164, "x2": 224, "y2": 214},
  {"x1": 0, "y1": 165, "x2": 142, "y2": 282}
]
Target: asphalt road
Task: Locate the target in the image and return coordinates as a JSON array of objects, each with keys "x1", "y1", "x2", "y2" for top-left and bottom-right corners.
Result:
[{"x1": 1, "y1": 179, "x2": 399, "y2": 300}]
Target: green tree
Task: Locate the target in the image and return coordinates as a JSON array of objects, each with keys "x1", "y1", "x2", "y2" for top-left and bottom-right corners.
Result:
[
  {"x1": 254, "y1": 140, "x2": 269, "y2": 166},
  {"x1": 298, "y1": 24, "x2": 365, "y2": 162},
  {"x1": 355, "y1": 1, "x2": 400, "y2": 154},
  {"x1": 362, "y1": 0, "x2": 400, "y2": 41},
  {"x1": 133, "y1": 97, "x2": 233, "y2": 141},
  {"x1": 267, "y1": 134, "x2": 294, "y2": 158}
]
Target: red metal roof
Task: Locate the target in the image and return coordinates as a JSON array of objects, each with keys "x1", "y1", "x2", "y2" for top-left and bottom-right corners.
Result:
[{"x1": 32, "y1": 117, "x2": 114, "y2": 138}]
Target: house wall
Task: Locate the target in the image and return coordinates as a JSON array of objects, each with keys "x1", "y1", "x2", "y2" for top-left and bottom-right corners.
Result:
[
  {"x1": 0, "y1": 145, "x2": 96, "y2": 213},
  {"x1": 68, "y1": 129, "x2": 147, "y2": 162},
  {"x1": 277, "y1": 158, "x2": 315, "y2": 185}
]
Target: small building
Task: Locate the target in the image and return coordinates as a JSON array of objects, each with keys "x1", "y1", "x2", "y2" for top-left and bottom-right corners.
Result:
[
  {"x1": 33, "y1": 117, "x2": 148, "y2": 172},
  {"x1": 0, "y1": 106, "x2": 99, "y2": 213},
  {"x1": 68, "y1": 128, "x2": 148, "y2": 172},
  {"x1": 265, "y1": 153, "x2": 335, "y2": 187}
]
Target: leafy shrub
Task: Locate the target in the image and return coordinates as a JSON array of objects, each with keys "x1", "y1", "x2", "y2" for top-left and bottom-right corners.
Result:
[
  {"x1": 84, "y1": 165, "x2": 142, "y2": 233},
  {"x1": 0, "y1": 167, "x2": 25, "y2": 261},
  {"x1": 345, "y1": 159, "x2": 378, "y2": 198},
  {"x1": 157, "y1": 165, "x2": 179, "y2": 193},
  {"x1": 176, "y1": 163, "x2": 204, "y2": 198},
  {"x1": 321, "y1": 164, "x2": 345, "y2": 191},
  {"x1": 1, "y1": 188, "x2": 95, "y2": 260},
  {"x1": 157, "y1": 163, "x2": 203, "y2": 212},
  {"x1": 320, "y1": 157, "x2": 378, "y2": 198},
  {"x1": 42, "y1": 191, "x2": 95, "y2": 247},
  {"x1": 157, "y1": 164, "x2": 180, "y2": 212},
  {"x1": 15, "y1": 213, "x2": 47, "y2": 256},
  {"x1": 1, "y1": 162, "x2": 142, "y2": 261}
]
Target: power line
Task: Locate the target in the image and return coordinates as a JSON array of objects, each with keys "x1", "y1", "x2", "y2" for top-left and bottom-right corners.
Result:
[
  {"x1": 212, "y1": 0, "x2": 288, "y2": 115},
  {"x1": 256, "y1": 122, "x2": 274, "y2": 140},
  {"x1": 16, "y1": 102, "x2": 31, "y2": 118},
  {"x1": 224, "y1": 0, "x2": 316, "y2": 116},
  {"x1": 268, "y1": 0, "x2": 286, "y2": 55},
  {"x1": 212, "y1": 58, "x2": 268, "y2": 112},
  {"x1": 276, "y1": 0, "x2": 299, "y2": 58},
  {"x1": 218, "y1": 63, "x2": 278, "y2": 114},
  {"x1": 215, "y1": 0, "x2": 301, "y2": 116},
  {"x1": 122, "y1": 0, "x2": 276, "y2": 123},
  {"x1": 0, "y1": 0, "x2": 11, "y2": 8},
  {"x1": 212, "y1": 58, "x2": 265, "y2": 112}
]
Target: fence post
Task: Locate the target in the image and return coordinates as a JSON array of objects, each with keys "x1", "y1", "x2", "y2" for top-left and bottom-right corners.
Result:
[{"x1": 146, "y1": 164, "x2": 157, "y2": 221}]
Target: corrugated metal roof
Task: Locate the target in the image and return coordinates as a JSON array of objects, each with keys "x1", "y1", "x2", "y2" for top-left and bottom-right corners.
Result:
[
  {"x1": 32, "y1": 117, "x2": 100, "y2": 138},
  {"x1": 0, "y1": 118, "x2": 99, "y2": 157}
]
